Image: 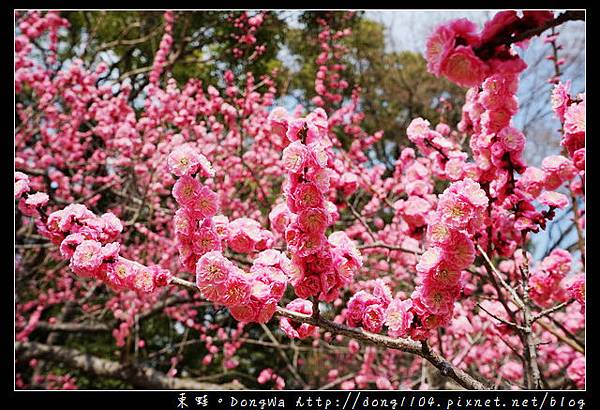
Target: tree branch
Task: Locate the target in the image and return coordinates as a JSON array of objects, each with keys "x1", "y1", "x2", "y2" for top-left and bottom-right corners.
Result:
[
  {"x1": 169, "y1": 275, "x2": 489, "y2": 390},
  {"x1": 475, "y1": 11, "x2": 585, "y2": 56},
  {"x1": 15, "y1": 341, "x2": 244, "y2": 390}
]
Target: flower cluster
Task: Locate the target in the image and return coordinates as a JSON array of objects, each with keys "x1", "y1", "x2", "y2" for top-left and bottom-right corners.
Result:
[
  {"x1": 346, "y1": 279, "x2": 392, "y2": 333},
  {"x1": 41, "y1": 203, "x2": 171, "y2": 294},
  {"x1": 226, "y1": 217, "x2": 274, "y2": 254},
  {"x1": 426, "y1": 12, "x2": 554, "y2": 87},
  {"x1": 15, "y1": 172, "x2": 49, "y2": 217},
  {"x1": 387, "y1": 179, "x2": 487, "y2": 340},
  {"x1": 551, "y1": 82, "x2": 586, "y2": 185},
  {"x1": 149, "y1": 11, "x2": 175, "y2": 84},
  {"x1": 566, "y1": 356, "x2": 585, "y2": 389},
  {"x1": 257, "y1": 368, "x2": 285, "y2": 390},
  {"x1": 195, "y1": 250, "x2": 287, "y2": 324},
  {"x1": 313, "y1": 16, "x2": 353, "y2": 107},
  {"x1": 567, "y1": 274, "x2": 585, "y2": 313},
  {"x1": 227, "y1": 11, "x2": 267, "y2": 61},
  {"x1": 168, "y1": 144, "x2": 221, "y2": 272},
  {"x1": 272, "y1": 108, "x2": 363, "y2": 302},
  {"x1": 528, "y1": 249, "x2": 572, "y2": 308}
]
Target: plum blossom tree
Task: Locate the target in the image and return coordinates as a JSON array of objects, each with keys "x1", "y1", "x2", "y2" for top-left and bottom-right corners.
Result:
[{"x1": 15, "y1": 9, "x2": 584, "y2": 390}]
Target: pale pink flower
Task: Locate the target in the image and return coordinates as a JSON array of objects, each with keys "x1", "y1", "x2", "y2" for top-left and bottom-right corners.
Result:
[
  {"x1": 167, "y1": 145, "x2": 201, "y2": 177},
  {"x1": 281, "y1": 140, "x2": 308, "y2": 173},
  {"x1": 25, "y1": 192, "x2": 50, "y2": 208},
  {"x1": 133, "y1": 266, "x2": 156, "y2": 294},
  {"x1": 268, "y1": 203, "x2": 290, "y2": 234},
  {"x1": 15, "y1": 172, "x2": 30, "y2": 198},
  {"x1": 551, "y1": 81, "x2": 571, "y2": 122},
  {"x1": 416, "y1": 247, "x2": 443, "y2": 274},
  {"x1": 385, "y1": 298, "x2": 414, "y2": 338},
  {"x1": 70, "y1": 240, "x2": 103, "y2": 276},
  {"x1": 538, "y1": 191, "x2": 569, "y2": 209},
  {"x1": 59, "y1": 233, "x2": 86, "y2": 259},
  {"x1": 516, "y1": 167, "x2": 546, "y2": 198},
  {"x1": 173, "y1": 208, "x2": 194, "y2": 236},
  {"x1": 196, "y1": 251, "x2": 234, "y2": 286},
  {"x1": 105, "y1": 258, "x2": 135, "y2": 290}
]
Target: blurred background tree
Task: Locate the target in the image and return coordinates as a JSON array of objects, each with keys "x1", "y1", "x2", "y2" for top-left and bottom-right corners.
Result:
[{"x1": 57, "y1": 10, "x2": 467, "y2": 172}]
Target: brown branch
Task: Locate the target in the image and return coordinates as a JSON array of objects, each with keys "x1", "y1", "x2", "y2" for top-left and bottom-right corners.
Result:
[
  {"x1": 477, "y1": 303, "x2": 526, "y2": 332},
  {"x1": 477, "y1": 245, "x2": 524, "y2": 309},
  {"x1": 259, "y1": 323, "x2": 308, "y2": 388},
  {"x1": 537, "y1": 319, "x2": 584, "y2": 354},
  {"x1": 169, "y1": 275, "x2": 489, "y2": 390},
  {"x1": 32, "y1": 295, "x2": 193, "y2": 334},
  {"x1": 475, "y1": 11, "x2": 585, "y2": 56},
  {"x1": 531, "y1": 299, "x2": 575, "y2": 323},
  {"x1": 518, "y1": 258, "x2": 542, "y2": 390},
  {"x1": 15, "y1": 341, "x2": 244, "y2": 390},
  {"x1": 35, "y1": 321, "x2": 110, "y2": 333}
]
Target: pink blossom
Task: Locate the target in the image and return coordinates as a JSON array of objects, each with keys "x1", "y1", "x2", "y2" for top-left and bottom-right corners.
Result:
[
  {"x1": 187, "y1": 186, "x2": 219, "y2": 219},
  {"x1": 497, "y1": 126, "x2": 525, "y2": 153},
  {"x1": 551, "y1": 81, "x2": 571, "y2": 122},
  {"x1": 132, "y1": 266, "x2": 156, "y2": 294},
  {"x1": 500, "y1": 360, "x2": 523, "y2": 382},
  {"x1": 538, "y1": 191, "x2": 569, "y2": 209},
  {"x1": 291, "y1": 182, "x2": 324, "y2": 211},
  {"x1": 268, "y1": 202, "x2": 290, "y2": 233},
  {"x1": 298, "y1": 207, "x2": 329, "y2": 234},
  {"x1": 196, "y1": 251, "x2": 234, "y2": 286},
  {"x1": 566, "y1": 356, "x2": 585, "y2": 389},
  {"x1": 173, "y1": 209, "x2": 194, "y2": 236},
  {"x1": 542, "y1": 155, "x2": 577, "y2": 190},
  {"x1": 281, "y1": 140, "x2": 308, "y2": 173},
  {"x1": 567, "y1": 274, "x2": 585, "y2": 313},
  {"x1": 15, "y1": 172, "x2": 31, "y2": 198},
  {"x1": 70, "y1": 240, "x2": 103, "y2": 276},
  {"x1": 441, "y1": 230, "x2": 475, "y2": 270},
  {"x1": 227, "y1": 217, "x2": 264, "y2": 253},
  {"x1": 229, "y1": 300, "x2": 259, "y2": 322},
  {"x1": 564, "y1": 98, "x2": 585, "y2": 135},
  {"x1": 440, "y1": 46, "x2": 489, "y2": 88},
  {"x1": 167, "y1": 145, "x2": 201, "y2": 177},
  {"x1": 516, "y1": 167, "x2": 546, "y2": 198},
  {"x1": 480, "y1": 11, "x2": 518, "y2": 44},
  {"x1": 59, "y1": 233, "x2": 86, "y2": 259},
  {"x1": 221, "y1": 274, "x2": 251, "y2": 306},
  {"x1": 385, "y1": 298, "x2": 414, "y2": 338},
  {"x1": 172, "y1": 175, "x2": 202, "y2": 205},
  {"x1": 279, "y1": 298, "x2": 316, "y2": 339},
  {"x1": 192, "y1": 227, "x2": 222, "y2": 255}
]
